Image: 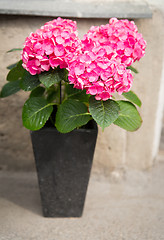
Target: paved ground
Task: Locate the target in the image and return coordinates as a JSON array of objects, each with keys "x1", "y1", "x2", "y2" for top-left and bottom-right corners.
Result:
[{"x1": 0, "y1": 159, "x2": 164, "y2": 240}]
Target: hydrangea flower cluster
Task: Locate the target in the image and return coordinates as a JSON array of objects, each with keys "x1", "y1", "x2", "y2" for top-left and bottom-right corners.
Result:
[
  {"x1": 82, "y1": 18, "x2": 146, "y2": 66},
  {"x1": 67, "y1": 18, "x2": 146, "y2": 100},
  {"x1": 68, "y1": 52, "x2": 133, "y2": 100},
  {"x1": 21, "y1": 17, "x2": 146, "y2": 101},
  {"x1": 22, "y1": 17, "x2": 82, "y2": 75}
]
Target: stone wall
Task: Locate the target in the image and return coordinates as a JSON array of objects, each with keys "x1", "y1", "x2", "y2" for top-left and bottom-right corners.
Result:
[{"x1": 0, "y1": 10, "x2": 163, "y2": 172}]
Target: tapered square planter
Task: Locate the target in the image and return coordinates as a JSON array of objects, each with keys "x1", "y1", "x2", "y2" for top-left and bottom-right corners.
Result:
[{"x1": 30, "y1": 121, "x2": 98, "y2": 217}]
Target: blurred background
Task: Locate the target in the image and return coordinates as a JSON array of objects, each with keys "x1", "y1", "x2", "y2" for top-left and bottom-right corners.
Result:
[
  {"x1": 0, "y1": 0, "x2": 163, "y2": 173},
  {"x1": 0, "y1": 0, "x2": 164, "y2": 239}
]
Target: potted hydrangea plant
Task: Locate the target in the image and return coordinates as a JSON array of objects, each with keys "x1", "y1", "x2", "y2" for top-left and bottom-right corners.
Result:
[{"x1": 0, "y1": 17, "x2": 146, "y2": 217}]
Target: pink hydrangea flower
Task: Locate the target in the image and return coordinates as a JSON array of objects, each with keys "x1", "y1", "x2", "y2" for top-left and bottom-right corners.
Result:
[
  {"x1": 67, "y1": 18, "x2": 146, "y2": 101},
  {"x1": 22, "y1": 17, "x2": 146, "y2": 101},
  {"x1": 67, "y1": 51, "x2": 133, "y2": 101},
  {"x1": 82, "y1": 18, "x2": 146, "y2": 66},
  {"x1": 21, "y1": 17, "x2": 82, "y2": 75}
]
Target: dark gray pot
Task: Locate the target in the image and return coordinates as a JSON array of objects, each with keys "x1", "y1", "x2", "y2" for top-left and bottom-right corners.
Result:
[{"x1": 30, "y1": 121, "x2": 98, "y2": 217}]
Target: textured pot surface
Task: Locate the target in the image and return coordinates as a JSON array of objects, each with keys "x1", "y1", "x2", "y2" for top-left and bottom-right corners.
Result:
[{"x1": 31, "y1": 122, "x2": 98, "y2": 217}]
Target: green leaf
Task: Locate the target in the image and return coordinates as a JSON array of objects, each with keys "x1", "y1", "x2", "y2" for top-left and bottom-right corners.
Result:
[
  {"x1": 55, "y1": 99, "x2": 91, "y2": 133},
  {"x1": 20, "y1": 71, "x2": 40, "y2": 91},
  {"x1": 46, "y1": 86, "x2": 60, "y2": 103},
  {"x1": 65, "y1": 84, "x2": 90, "y2": 102},
  {"x1": 22, "y1": 97, "x2": 53, "y2": 131},
  {"x1": 30, "y1": 86, "x2": 45, "y2": 98},
  {"x1": 7, "y1": 48, "x2": 23, "y2": 53},
  {"x1": 0, "y1": 80, "x2": 21, "y2": 98},
  {"x1": 89, "y1": 96, "x2": 120, "y2": 131},
  {"x1": 39, "y1": 69, "x2": 61, "y2": 88},
  {"x1": 58, "y1": 67, "x2": 68, "y2": 82},
  {"x1": 7, "y1": 62, "x2": 18, "y2": 70},
  {"x1": 122, "y1": 91, "x2": 142, "y2": 107},
  {"x1": 7, "y1": 60, "x2": 25, "y2": 81},
  {"x1": 114, "y1": 100, "x2": 142, "y2": 131},
  {"x1": 127, "y1": 66, "x2": 139, "y2": 74}
]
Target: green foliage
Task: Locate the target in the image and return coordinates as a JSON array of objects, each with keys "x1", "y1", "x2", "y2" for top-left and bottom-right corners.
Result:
[
  {"x1": 7, "y1": 62, "x2": 18, "y2": 70},
  {"x1": 0, "y1": 80, "x2": 21, "y2": 98},
  {"x1": 46, "y1": 85, "x2": 60, "y2": 103},
  {"x1": 30, "y1": 86, "x2": 45, "y2": 98},
  {"x1": 7, "y1": 48, "x2": 23, "y2": 53},
  {"x1": 1, "y1": 55, "x2": 143, "y2": 133},
  {"x1": 65, "y1": 84, "x2": 90, "y2": 103},
  {"x1": 122, "y1": 90, "x2": 142, "y2": 107},
  {"x1": 55, "y1": 99, "x2": 91, "y2": 133},
  {"x1": 114, "y1": 100, "x2": 142, "y2": 131},
  {"x1": 39, "y1": 69, "x2": 61, "y2": 88},
  {"x1": 127, "y1": 65, "x2": 139, "y2": 74},
  {"x1": 57, "y1": 68, "x2": 68, "y2": 81},
  {"x1": 89, "y1": 96, "x2": 120, "y2": 131},
  {"x1": 20, "y1": 71, "x2": 40, "y2": 91},
  {"x1": 22, "y1": 97, "x2": 54, "y2": 131},
  {"x1": 7, "y1": 60, "x2": 25, "y2": 82}
]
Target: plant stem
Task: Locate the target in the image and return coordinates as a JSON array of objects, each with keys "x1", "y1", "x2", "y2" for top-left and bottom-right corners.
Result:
[
  {"x1": 59, "y1": 81, "x2": 62, "y2": 104},
  {"x1": 50, "y1": 115, "x2": 54, "y2": 125}
]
